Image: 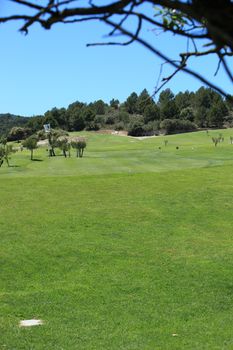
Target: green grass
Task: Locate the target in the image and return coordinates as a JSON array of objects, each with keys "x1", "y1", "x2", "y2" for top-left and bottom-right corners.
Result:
[
  {"x1": 1, "y1": 129, "x2": 233, "y2": 177},
  {"x1": 1, "y1": 129, "x2": 233, "y2": 349}
]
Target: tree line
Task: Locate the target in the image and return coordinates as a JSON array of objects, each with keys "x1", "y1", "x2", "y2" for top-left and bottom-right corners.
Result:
[{"x1": 1, "y1": 86, "x2": 233, "y2": 140}]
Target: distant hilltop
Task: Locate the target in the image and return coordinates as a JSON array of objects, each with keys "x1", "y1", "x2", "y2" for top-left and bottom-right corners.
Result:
[
  {"x1": 1, "y1": 87, "x2": 233, "y2": 138},
  {"x1": 0, "y1": 114, "x2": 29, "y2": 137}
]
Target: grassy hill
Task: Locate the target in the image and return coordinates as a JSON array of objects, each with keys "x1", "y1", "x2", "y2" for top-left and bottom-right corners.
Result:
[
  {"x1": 1, "y1": 128, "x2": 233, "y2": 177},
  {"x1": 1, "y1": 129, "x2": 233, "y2": 349}
]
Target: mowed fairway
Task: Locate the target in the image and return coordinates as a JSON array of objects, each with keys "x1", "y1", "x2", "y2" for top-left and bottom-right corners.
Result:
[{"x1": 1, "y1": 129, "x2": 233, "y2": 349}]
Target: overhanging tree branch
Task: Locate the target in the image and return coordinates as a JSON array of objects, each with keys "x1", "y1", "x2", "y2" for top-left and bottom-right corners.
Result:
[
  {"x1": 102, "y1": 17, "x2": 229, "y2": 97},
  {"x1": 1, "y1": 0, "x2": 233, "y2": 96}
]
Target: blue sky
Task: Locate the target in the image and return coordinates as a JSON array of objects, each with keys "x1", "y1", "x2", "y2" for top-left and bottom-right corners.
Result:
[{"x1": 0, "y1": 1, "x2": 232, "y2": 116}]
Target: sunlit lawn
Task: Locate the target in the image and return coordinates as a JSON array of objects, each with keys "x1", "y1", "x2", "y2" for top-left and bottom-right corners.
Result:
[{"x1": 1, "y1": 129, "x2": 233, "y2": 349}]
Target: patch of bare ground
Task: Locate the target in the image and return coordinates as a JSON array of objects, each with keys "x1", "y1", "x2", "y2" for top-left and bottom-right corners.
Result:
[
  {"x1": 134, "y1": 135, "x2": 158, "y2": 140},
  {"x1": 37, "y1": 139, "x2": 49, "y2": 146},
  {"x1": 96, "y1": 129, "x2": 128, "y2": 136}
]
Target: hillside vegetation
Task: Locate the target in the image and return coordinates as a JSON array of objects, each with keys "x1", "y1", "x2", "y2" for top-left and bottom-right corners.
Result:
[
  {"x1": 2, "y1": 87, "x2": 233, "y2": 140},
  {"x1": 0, "y1": 113, "x2": 29, "y2": 137}
]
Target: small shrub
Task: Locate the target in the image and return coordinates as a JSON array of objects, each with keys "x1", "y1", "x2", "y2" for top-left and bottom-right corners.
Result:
[
  {"x1": 212, "y1": 137, "x2": 220, "y2": 147},
  {"x1": 115, "y1": 122, "x2": 125, "y2": 131}
]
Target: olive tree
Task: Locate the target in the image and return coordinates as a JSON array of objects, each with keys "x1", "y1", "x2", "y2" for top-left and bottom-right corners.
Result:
[
  {"x1": 0, "y1": 143, "x2": 14, "y2": 167},
  {"x1": 212, "y1": 137, "x2": 220, "y2": 147},
  {"x1": 23, "y1": 135, "x2": 38, "y2": 160},
  {"x1": 57, "y1": 136, "x2": 71, "y2": 158},
  {"x1": 47, "y1": 129, "x2": 69, "y2": 157},
  {"x1": 71, "y1": 137, "x2": 87, "y2": 158}
]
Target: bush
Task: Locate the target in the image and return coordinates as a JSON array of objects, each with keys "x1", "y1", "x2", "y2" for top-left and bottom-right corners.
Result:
[
  {"x1": 143, "y1": 121, "x2": 160, "y2": 135},
  {"x1": 94, "y1": 115, "x2": 106, "y2": 127},
  {"x1": 37, "y1": 129, "x2": 47, "y2": 140},
  {"x1": 115, "y1": 122, "x2": 125, "y2": 131},
  {"x1": 117, "y1": 111, "x2": 130, "y2": 124},
  {"x1": 52, "y1": 129, "x2": 69, "y2": 138},
  {"x1": 128, "y1": 117, "x2": 145, "y2": 136},
  {"x1": 85, "y1": 119, "x2": 100, "y2": 131},
  {"x1": 160, "y1": 119, "x2": 197, "y2": 134},
  {"x1": 180, "y1": 107, "x2": 195, "y2": 122},
  {"x1": 8, "y1": 126, "x2": 32, "y2": 141},
  {"x1": 223, "y1": 113, "x2": 233, "y2": 128},
  {"x1": 105, "y1": 114, "x2": 116, "y2": 125}
]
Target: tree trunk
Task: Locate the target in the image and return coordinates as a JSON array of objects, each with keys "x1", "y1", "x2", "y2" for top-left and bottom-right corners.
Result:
[
  {"x1": 5, "y1": 156, "x2": 10, "y2": 167},
  {"x1": 31, "y1": 149, "x2": 33, "y2": 160}
]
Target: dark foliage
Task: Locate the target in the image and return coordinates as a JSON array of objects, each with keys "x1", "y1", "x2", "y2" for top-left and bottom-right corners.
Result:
[
  {"x1": 1, "y1": 87, "x2": 232, "y2": 138},
  {"x1": 160, "y1": 119, "x2": 197, "y2": 134},
  {"x1": 0, "y1": 114, "x2": 29, "y2": 137}
]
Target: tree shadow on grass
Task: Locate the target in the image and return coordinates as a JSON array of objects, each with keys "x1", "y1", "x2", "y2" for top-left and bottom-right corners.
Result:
[{"x1": 32, "y1": 158, "x2": 43, "y2": 162}]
